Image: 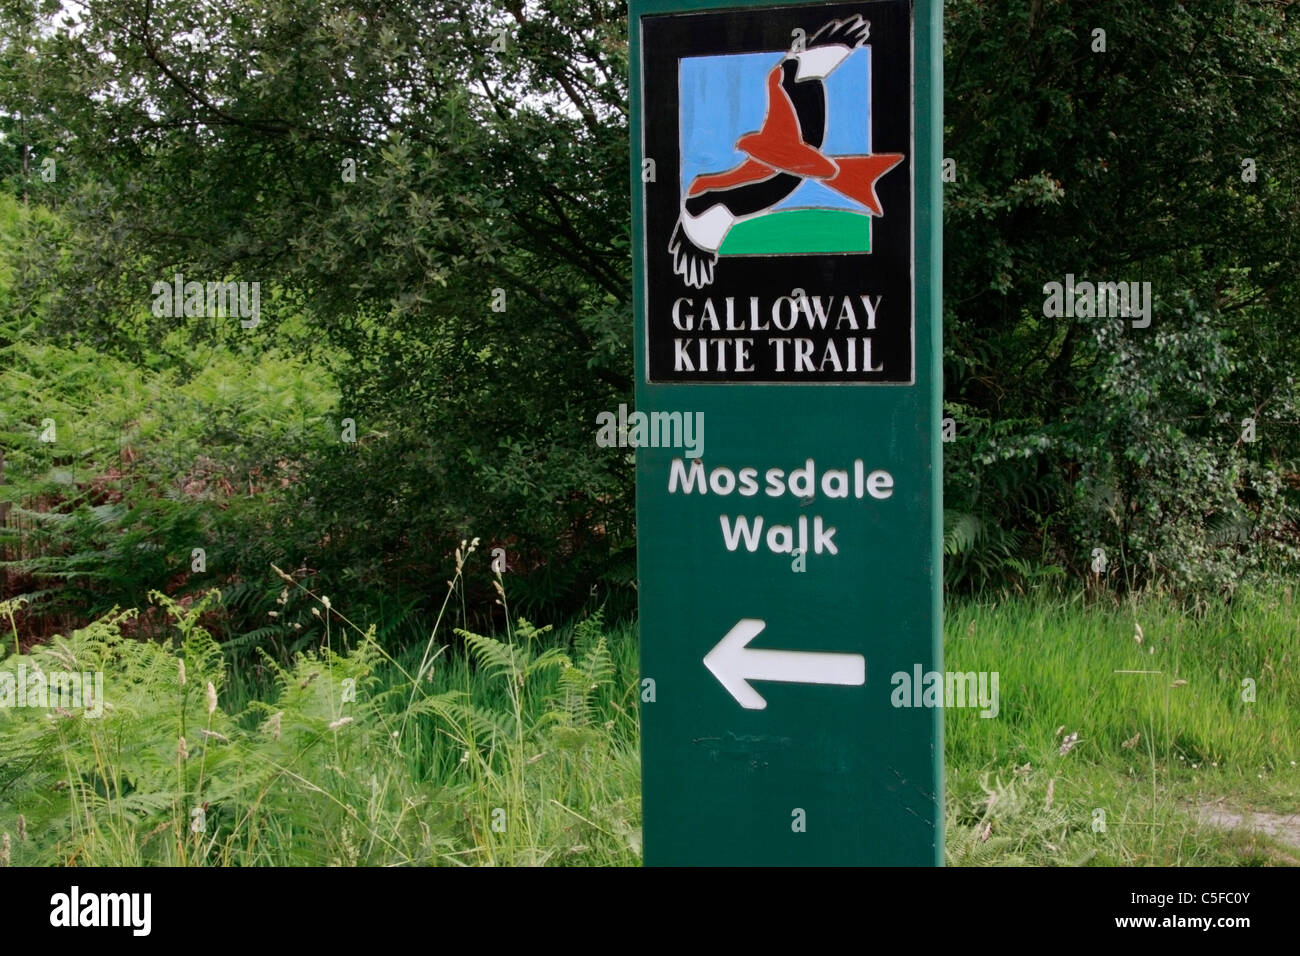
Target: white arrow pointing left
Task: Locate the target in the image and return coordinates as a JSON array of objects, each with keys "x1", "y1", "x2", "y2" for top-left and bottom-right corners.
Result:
[{"x1": 703, "y1": 618, "x2": 866, "y2": 710}]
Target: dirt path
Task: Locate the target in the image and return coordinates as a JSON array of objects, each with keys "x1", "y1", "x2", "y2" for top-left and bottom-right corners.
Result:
[{"x1": 1196, "y1": 805, "x2": 1300, "y2": 849}]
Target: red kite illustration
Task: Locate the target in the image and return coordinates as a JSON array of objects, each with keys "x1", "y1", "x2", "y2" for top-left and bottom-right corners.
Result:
[{"x1": 670, "y1": 15, "x2": 904, "y2": 289}]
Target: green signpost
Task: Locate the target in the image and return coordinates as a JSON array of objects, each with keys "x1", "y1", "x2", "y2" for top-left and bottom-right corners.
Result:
[{"x1": 630, "y1": 0, "x2": 943, "y2": 865}]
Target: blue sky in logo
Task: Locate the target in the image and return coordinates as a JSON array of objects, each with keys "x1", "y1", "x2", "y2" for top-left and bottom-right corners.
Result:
[{"x1": 678, "y1": 48, "x2": 871, "y2": 212}]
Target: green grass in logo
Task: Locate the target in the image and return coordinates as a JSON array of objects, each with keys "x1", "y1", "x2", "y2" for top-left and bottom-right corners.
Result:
[{"x1": 718, "y1": 208, "x2": 873, "y2": 255}]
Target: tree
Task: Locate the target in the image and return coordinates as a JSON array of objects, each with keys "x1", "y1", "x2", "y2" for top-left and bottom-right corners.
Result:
[
  {"x1": 3, "y1": 0, "x2": 636, "y2": 620},
  {"x1": 941, "y1": 0, "x2": 1300, "y2": 594},
  {"x1": 3, "y1": 0, "x2": 1297, "y2": 617}
]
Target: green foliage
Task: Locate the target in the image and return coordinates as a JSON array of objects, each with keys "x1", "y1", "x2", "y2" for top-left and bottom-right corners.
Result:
[
  {"x1": 5, "y1": 0, "x2": 1294, "y2": 613},
  {"x1": 941, "y1": 0, "x2": 1300, "y2": 596},
  {"x1": 4, "y1": 586, "x2": 1295, "y2": 866},
  {"x1": 556, "y1": 611, "x2": 616, "y2": 727},
  {"x1": 1, "y1": 0, "x2": 1298, "y2": 635},
  {"x1": 1056, "y1": 305, "x2": 1299, "y2": 597},
  {"x1": 943, "y1": 586, "x2": 1300, "y2": 864},
  {"x1": 2, "y1": 0, "x2": 636, "y2": 620},
  {"x1": 0, "y1": 591, "x2": 244, "y2": 864},
  {"x1": 0, "y1": 294, "x2": 339, "y2": 642},
  {"x1": 0, "y1": 583, "x2": 642, "y2": 865},
  {"x1": 947, "y1": 769, "x2": 1091, "y2": 867}
]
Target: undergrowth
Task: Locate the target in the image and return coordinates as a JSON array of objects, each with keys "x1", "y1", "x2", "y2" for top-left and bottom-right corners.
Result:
[{"x1": 0, "y1": 542, "x2": 641, "y2": 866}]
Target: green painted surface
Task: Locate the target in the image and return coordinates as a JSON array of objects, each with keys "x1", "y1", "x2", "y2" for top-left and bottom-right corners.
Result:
[
  {"x1": 719, "y1": 209, "x2": 872, "y2": 255},
  {"x1": 630, "y1": 0, "x2": 943, "y2": 866}
]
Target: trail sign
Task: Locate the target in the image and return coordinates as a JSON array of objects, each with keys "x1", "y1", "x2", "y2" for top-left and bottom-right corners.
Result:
[{"x1": 631, "y1": 0, "x2": 943, "y2": 865}]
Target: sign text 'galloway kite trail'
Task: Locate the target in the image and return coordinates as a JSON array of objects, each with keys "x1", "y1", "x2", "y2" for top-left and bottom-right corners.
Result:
[
  {"x1": 642, "y1": 2, "x2": 914, "y2": 384},
  {"x1": 632, "y1": 0, "x2": 942, "y2": 865}
]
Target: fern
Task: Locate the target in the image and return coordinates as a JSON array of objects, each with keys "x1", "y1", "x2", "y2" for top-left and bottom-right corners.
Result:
[
  {"x1": 555, "y1": 611, "x2": 614, "y2": 727},
  {"x1": 944, "y1": 510, "x2": 986, "y2": 557},
  {"x1": 0, "y1": 568, "x2": 643, "y2": 865}
]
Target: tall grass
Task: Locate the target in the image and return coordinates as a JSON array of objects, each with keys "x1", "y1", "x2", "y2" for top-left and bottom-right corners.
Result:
[
  {"x1": 944, "y1": 586, "x2": 1300, "y2": 865},
  {"x1": 0, "y1": 551, "x2": 641, "y2": 866},
  {"x1": 1, "y1": 581, "x2": 1295, "y2": 865}
]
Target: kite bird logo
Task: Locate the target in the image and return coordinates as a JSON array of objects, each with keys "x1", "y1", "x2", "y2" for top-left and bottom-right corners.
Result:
[{"x1": 669, "y1": 15, "x2": 904, "y2": 289}]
